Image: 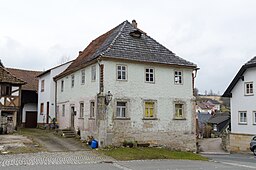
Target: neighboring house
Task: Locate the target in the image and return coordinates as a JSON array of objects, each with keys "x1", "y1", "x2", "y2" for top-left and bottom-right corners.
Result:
[
  {"x1": 223, "y1": 56, "x2": 256, "y2": 152},
  {"x1": 207, "y1": 112, "x2": 230, "y2": 137},
  {"x1": 37, "y1": 61, "x2": 72, "y2": 127},
  {"x1": 207, "y1": 99, "x2": 221, "y2": 111},
  {"x1": 54, "y1": 20, "x2": 198, "y2": 151},
  {"x1": 196, "y1": 102, "x2": 212, "y2": 113},
  {"x1": 0, "y1": 63, "x2": 25, "y2": 133},
  {"x1": 7, "y1": 68, "x2": 42, "y2": 128},
  {"x1": 196, "y1": 111, "x2": 212, "y2": 138}
]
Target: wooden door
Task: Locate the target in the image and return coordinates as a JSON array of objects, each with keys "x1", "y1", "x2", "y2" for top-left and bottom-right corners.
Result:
[{"x1": 25, "y1": 111, "x2": 37, "y2": 128}]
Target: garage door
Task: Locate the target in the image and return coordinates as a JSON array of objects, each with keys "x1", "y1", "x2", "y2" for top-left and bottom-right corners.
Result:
[{"x1": 25, "y1": 111, "x2": 37, "y2": 128}]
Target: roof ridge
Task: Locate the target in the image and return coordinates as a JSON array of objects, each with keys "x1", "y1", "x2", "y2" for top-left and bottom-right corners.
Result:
[
  {"x1": 101, "y1": 21, "x2": 127, "y2": 56},
  {"x1": 7, "y1": 67, "x2": 42, "y2": 73}
]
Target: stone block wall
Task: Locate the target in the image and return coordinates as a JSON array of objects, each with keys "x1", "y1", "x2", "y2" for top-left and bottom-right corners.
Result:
[{"x1": 230, "y1": 133, "x2": 254, "y2": 152}]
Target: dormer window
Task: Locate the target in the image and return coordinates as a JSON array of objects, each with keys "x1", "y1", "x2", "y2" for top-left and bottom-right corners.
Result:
[{"x1": 129, "y1": 30, "x2": 142, "y2": 38}]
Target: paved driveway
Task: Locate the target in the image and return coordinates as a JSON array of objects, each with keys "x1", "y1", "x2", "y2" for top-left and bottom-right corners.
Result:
[{"x1": 31, "y1": 131, "x2": 88, "y2": 152}]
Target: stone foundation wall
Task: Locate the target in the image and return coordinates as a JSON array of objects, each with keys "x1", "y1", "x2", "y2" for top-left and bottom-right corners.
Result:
[{"x1": 230, "y1": 133, "x2": 254, "y2": 152}]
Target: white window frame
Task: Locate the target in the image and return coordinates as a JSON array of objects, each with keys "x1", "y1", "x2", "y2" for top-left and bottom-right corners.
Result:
[
  {"x1": 145, "y1": 68, "x2": 155, "y2": 83},
  {"x1": 245, "y1": 82, "x2": 253, "y2": 95},
  {"x1": 116, "y1": 101, "x2": 127, "y2": 118},
  {"x1": 90, "y1": 101, "x2": 95, "y2": 118},
  {"x1": 80, "y1": 102, "x2": 84, "y2": 118},
  {"x1": 71, "y1": 75, "x2": 75, "y2": 88},
  {"x1": 81, "y1": 69, "x2": 85, "y2": 85},
  {"x1": 91, "y1": 65, "x2": 96, "y2": 81},
  {"x1": 61, "y1": 80, "x2": 64, "y2": 92},
  {"x1": 174, "y1": 70, "x2": 183, "y2": 85},
  {"x1": 41, "y1": 80, "x2": 45, "y2": 92},
  {"x1": 117, "y1": 65, "x2": 127, "y2": 81},
  {"x1": 253, "y1": 111, "x2": 256, "y2": 125},
  {"x1": 238, "y1": 111, "x2": 247, "y2": 124}
]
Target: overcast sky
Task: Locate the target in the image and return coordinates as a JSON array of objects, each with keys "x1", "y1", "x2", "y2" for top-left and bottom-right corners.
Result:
[{"x1": 1, "y1": 0, "x2": 256, "y2": 94}]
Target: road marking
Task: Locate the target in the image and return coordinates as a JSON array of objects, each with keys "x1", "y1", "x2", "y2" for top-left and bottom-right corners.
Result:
[
  {"x1": 112, "y1": 163, "x2": 132, "y2": 170},
  {"x1": 221, "y1": 161, "x2": 256, "y2": 169}
]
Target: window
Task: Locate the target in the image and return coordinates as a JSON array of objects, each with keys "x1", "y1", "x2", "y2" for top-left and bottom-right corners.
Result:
[
  {"x1": 174, "y1": 70, "x2": 183, "y2": 84},
  {"x1": 245, "y1": 82, "x2": 253, "y2": 95},
  {"x1": 40, "y1": 103, "x2": 44, "y2": 115},
  {"x1": 253, "y1": 112, "x2": 256, "y2": 125},
  {"x1": 62, "y1": 104, "x2": 65, "y2": 117},
  {"x1": 61, "y1": 80, "x2": 64, "y2": 92},
  {"x1": 144, "y1": 101, "x2": 155, "y2": 118},
  {"x1": 90, "y1": 101, "x2": 95, "y2": 118},
  {"x1": 239, "y1": 111, "x2": 247, "y2": 124},
  {"x1": 145, "y1": 68, "x2": 154, "y2": 83},
  {"x1": 41, "y1": 80, "x2": 45, "y2": 92},
  {"x1": 91, "y1": 65, "x2": 96, "y2": 81},
  {"x1": 175, "y1": 103, "x2": 184, "y2": 119},
  {"x1": 116, "y1": 102, "x2": 127, "y2": 118},
  {"x1": 71, "y1": 75, "x2": 75, "y2": 88},
  {"x1": 117, "y1": 65, "x2": 127, "y2": 80},
  {"x1": 81, "y1": 69, "x2": 85, "y2": 85},
  {"x1": 80, "y1": 102, "x2": 84, "y2": 118},
  {"x1": 1, "y1": 85, "x2": 11, "y2": 96}
]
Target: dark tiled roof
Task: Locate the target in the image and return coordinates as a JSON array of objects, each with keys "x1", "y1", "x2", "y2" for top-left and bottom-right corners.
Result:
[
  {"x1": 0, "y1": 66, "x2": 26, "y2": 85},
  {"x1": 223, "y1": 56, "x2": 256, "y2": 97},
  {"x1": 7, "y1": 68, "x2": 42, "y2": 91},
  {"x1": 56, "y1": 20, "x2": 197, "y2": 79},
  {"x1": 208, "y1": 112, "x2": 230, "y2": 124}
]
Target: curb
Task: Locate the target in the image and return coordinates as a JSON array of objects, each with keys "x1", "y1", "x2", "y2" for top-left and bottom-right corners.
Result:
[{"x1": 200, "y1": 152, "x2": 230, "y2": 155}]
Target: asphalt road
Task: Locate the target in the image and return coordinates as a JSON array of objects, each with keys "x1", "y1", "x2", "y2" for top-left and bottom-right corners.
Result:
[
  {"x1": 2, "y1": 157, "x2": 256, "y2": 170},
  {"x1": 204, "y1": 153, "x2": 256, "y2": 169}
]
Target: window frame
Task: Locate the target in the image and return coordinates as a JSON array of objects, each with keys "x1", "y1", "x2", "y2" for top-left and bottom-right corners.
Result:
[
  {"x1": 145, "y1": 68, "x2": 155, "y2": 83},
  {"x1": 71, "y1": 74, "x2": 75, "y2": 88},
  {"x1": 174, "y1": 70, "x2": 183, "y2": 85},
  {"x1": 40, "y1": 103, "x2": 44, "y2": 115},
  {"x1": 143, "y1": 100, "x2": 157, "y2": 119},
  {"x1": 79, "y1": 102, "x2": 84, "y2": 118},
  {"x1": 41, "y1": 80, "x2": 45, "y2": 92},
  {"x1": 245, "y1": 82, "x2": 253, "y2": 96},
  {"x1": 116, "y1": 65, "x2": 127, "y2": 81},
  {"x1": 81, "y1": 69, "x2": 85, "y2": 85},
  {"x1": 90, "y1": 100, "x2": 95, "y2": 118},
  {"x1": 61, "y1": 80, "x2": 64, "y2": 92},
  {"x1": 62, "y1": 104, "x2": 65, "y2": 117},
  {"x1": 91, "y1": 65, "x2": 96, "y2": 82},
  {"x1": 238, "y1": 111, "x2": 247, "y2": 124},
  {"x1": 253, "y1": 111, "x2": 256, "y2": 125}
]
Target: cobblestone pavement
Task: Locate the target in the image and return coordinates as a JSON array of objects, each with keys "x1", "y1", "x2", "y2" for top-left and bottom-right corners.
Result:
[{"x1": 0, "y1": 151, "x2": 115, "y2": 167}]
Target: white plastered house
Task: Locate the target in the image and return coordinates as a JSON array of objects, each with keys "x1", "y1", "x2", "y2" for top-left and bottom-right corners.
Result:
[
  {"x1": 54, "y1": 20, "x2": 198, "y2": 151},
  {"x1": 223, "y1": 56, "x2": 256, "y2": 152},
  {"x1": 37, "y1": 61, "x2": 72, "y2": 126}
]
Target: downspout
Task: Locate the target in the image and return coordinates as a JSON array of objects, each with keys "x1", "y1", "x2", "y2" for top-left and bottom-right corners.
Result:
[{"x1": 54, "y1": 79, "x2": 57, "y2": 121}]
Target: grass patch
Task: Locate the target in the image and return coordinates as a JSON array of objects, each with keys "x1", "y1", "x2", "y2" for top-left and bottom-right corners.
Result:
[{"x1": 100, "y1": 147, "x2": 208, "y2": 161}]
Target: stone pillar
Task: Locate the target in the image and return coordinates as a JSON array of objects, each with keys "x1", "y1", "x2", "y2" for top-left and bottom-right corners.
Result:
[{"x1": 97, "y1": 92, "x2": 107, "y2": 147}]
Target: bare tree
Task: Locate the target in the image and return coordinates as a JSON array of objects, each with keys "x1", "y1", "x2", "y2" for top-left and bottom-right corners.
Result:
[{"x1": 58, "y1": 55, "x2": 70, "y2": 64}]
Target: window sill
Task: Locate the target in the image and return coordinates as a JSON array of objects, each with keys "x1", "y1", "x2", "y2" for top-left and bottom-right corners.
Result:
[
  {"x1": 238, "y1": 122, "x2": 247, "y2": 125},
  {"x1": 78, "y1": 117, "x2": 84, "y2": 119},
  {"x1": 114, "y1": 117, "x2": 131, "y2": 120},
  {"x1": 173, "y1": 117, "x2": 186, "y2": 120},
  {"x1": 88, "y1": 118, "x2": 95, "y2": 120},
  {"x1": 142, "y1": 118, "x2": 158, "y2": 120},
  {"x1": 116, "y1": 79, "x2": 128, "y2": 82},
  {"x1": 244, "y1": 94, "x2": 254, "y2": 96}
]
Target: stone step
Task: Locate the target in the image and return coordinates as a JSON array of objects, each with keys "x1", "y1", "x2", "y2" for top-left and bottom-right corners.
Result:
[{"x1": 59, "y1": 129, "x2": 76, "y2": 138}]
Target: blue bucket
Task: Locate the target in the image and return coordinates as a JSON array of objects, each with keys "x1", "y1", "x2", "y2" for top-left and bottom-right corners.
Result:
[{"x1": 91, "y1": 140, "x2": 98, "y2": 149}]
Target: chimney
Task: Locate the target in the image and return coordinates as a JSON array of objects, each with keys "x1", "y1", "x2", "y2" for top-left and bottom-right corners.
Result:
[
  {"x1": 79, "y1": 51, "x2": 83, "y2": 55},
  {"x1": 132, "y1": 20, "x2": 137, "y2": 28}
]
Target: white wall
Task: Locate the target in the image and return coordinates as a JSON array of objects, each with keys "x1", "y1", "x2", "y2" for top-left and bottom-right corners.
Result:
[
  {"x1": 22, "y1": 103, "x2": 37, "y2": 123},
  {"x1": 56, "y1": 63, "x2": 99, "y2": 129},
  {"x1": 231, "y1": 67, "x2": 256, "y2": 135},
  {"x1": 38, "y1": 62, "x2": 71, "y2": 124}
]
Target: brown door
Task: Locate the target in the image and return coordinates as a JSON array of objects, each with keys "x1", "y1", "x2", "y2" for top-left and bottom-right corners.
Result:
[
  {"x1": 46, "y1": 102, "x2": 49, "y2": 124},
  {"x1": 25, "y1": 111, "x2": 37, "y2": 128},
  {"x1": 70, "y1": 106, "x2": 75, "y2": 129}
]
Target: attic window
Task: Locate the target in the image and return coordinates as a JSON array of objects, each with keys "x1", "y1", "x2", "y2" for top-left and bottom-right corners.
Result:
[{"x1": 129, "y1": 30, "x2": 142, "y2": 38}]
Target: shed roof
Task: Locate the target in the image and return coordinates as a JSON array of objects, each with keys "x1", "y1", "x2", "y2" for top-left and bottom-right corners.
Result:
[
  {"x1": 7, "y1": 68, "x2": 42, "y2": 91},
  {"x1": 0, "y1": 66, "x2": 26, "y2": 85}
]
